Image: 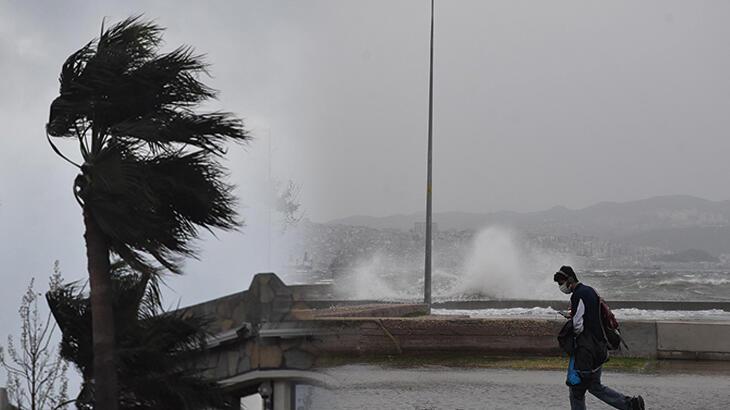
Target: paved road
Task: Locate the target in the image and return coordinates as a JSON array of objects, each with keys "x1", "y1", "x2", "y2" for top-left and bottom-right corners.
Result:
[{"x1": 296, "y1": 365, "x2": 730, "y2": 410}]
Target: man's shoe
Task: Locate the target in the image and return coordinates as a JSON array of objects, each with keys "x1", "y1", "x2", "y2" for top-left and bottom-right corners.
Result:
[{"x1": 630, "y1": 395, "x2": 645, "y2": 410}]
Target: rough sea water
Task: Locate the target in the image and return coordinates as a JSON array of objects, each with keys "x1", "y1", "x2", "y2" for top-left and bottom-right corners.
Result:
[
  {"x1": 332, "y1": 268, "x2": 730, "y2": 321},
  {"x1": 335, "y1": 268, "x2": 730, "y2": 302},
  {"x1": 328, "y1": 227, "x2": 730, "y2": 320},
  {"x1": 583, "y1": 269, "x2": 730, "y2": 301},
  {"x1": 331, "y1": 228, "x2": 730, "y2": 302}
]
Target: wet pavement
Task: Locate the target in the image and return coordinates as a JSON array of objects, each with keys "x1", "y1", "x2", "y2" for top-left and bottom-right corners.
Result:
[{"x1": 297, "y1": 365, "x2": 730, "y2": 409}]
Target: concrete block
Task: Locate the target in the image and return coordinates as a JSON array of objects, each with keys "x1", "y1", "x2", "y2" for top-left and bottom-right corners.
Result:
[
  {"x1": 612, "y1": 321, "x2": 657, "y2": 358},
  {"x1": 657, "y1": 322, "x2": 730, "y2": 353},
  {"x1": 247, "y1": 342, "x2": 284, "y2": 369},
  {"x1": 214, "y1": 352, "x2": 229, "y2": 379},
  {"x1": 259, "y1": 345, "x2": 284, "y2": 368},
  {"x1": 237, "y1": 355, "x2": 251, "y2": 374},
  {"x1": 284, "y1": 349, "x2": 315, "y2": 369},
  {"x1": 226, "y1": 350, "x2": 239, "y2": 377}
]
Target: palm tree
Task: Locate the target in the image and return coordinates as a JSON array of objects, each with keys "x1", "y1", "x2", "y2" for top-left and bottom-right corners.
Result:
[
  {"x1": 46, "y1": 16, "x2": 248, "y2": 409},
  {"x1": 47, "y1": 262, "x2": 232, "y2": 409}
]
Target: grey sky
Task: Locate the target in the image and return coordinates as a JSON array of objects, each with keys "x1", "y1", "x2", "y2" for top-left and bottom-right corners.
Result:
[{"x1": 2, "y1": 0, "x2": 730, "y2": 386}]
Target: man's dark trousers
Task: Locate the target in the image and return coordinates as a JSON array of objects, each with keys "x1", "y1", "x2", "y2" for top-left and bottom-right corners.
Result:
[{"x1": 569, "y1": 368, "x2": 632, "y2": 410}]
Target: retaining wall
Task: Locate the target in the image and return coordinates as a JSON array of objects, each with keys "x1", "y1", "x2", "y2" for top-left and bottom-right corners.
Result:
[
  {"x1": 311, "y1": 317, "x2": 730, "y2": 361},
  {"x1": 656, "y1": 322, "x2": 730, "y2": 360}
]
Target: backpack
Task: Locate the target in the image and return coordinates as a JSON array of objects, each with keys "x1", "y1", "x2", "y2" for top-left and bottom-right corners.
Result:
[{"x1": 598, "y1": 296, "x2": 629, "y2": 351}]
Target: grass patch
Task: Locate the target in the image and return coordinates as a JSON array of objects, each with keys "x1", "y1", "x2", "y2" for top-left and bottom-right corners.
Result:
[{"x1": 316, "y1": 353, "x2": 656, "y2": 373}]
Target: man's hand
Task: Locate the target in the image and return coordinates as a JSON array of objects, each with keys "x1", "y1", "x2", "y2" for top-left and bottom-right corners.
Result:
[{"x1": 558, "y1": 310, "x2": 572, "y2": 319}]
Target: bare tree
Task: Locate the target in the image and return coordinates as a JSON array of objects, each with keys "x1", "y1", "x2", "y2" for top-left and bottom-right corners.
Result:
[{"x1": 0, "y1": 263, "x2": 69, "y2": 410}]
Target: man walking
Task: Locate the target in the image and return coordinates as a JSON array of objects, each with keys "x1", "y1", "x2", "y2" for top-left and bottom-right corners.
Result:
[{"x1": 554, "y1": 265, "x2": 645, "y2": 410}]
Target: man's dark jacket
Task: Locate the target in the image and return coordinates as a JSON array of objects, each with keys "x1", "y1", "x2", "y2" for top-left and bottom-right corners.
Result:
[{"x1": 557, "y1": 283, "x2": 608, "y2": 373}]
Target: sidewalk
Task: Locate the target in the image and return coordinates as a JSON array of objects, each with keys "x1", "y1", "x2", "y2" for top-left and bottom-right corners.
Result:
[{"x1": 298, "y1": 365, "x2": 730, "y2": 410}]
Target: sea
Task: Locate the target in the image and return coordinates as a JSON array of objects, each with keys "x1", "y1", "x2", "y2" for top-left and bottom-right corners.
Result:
[
  {"x1": 437, "y1": 269, "x2": 730, "y2": 321},
  {"x1": 574, "y1": 269, "x2": 730, "y2": 302},
  {"x1": 329, "y1": 268, "x2": 730, "y2": 321}
]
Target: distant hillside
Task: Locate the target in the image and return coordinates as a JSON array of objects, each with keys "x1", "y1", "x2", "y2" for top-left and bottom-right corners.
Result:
[
  {"x1": 620, "y1": 226, "x2": 730, "y2": 256},
  {"x1": 329, "y1": 195, "x2": 730, "y2": 233},
  {"x1": 326, "y1": 195, "x2": 730, "y2": 255},
  {"x1": 326, "y1": 211, "x2": 514, "y2": 232}
]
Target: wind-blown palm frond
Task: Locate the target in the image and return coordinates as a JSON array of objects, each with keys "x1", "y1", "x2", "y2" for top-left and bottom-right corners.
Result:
[
  {"x1": 111, "y1": 109, "x2": 245, "y2": 155},
  {"x1": 47, "y1": 263, "x2": 230, "y2": 409},
  {"x1": 46, "y1": 262, "x2": 154, "y2": 381},
  {"x1": 47, "y1": 15, "x2": 249, "y2": 274},
  {"x1": 77, "y1": 141, "x2": 238, "y2": 273},
  {"x1": 47, "y1": 16, "x2": 248, "y2": 408}
]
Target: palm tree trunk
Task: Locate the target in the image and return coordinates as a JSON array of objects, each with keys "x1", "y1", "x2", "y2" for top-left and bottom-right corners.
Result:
[{"x1": 83, "y1": 207, "x2": 119, "y2": 410}]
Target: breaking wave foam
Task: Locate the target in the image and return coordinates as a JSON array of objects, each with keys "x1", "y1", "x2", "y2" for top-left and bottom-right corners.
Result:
[
  {"x1": 433, "y1": 307, "x2": 730, "y2": 321},
  {"x1": 657, "y1": 278, "x2": 730, "y2": 286}
]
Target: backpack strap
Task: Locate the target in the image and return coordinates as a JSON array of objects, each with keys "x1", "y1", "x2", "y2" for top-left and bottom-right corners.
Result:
[{"x1": 598, "y1": 294, "x2": 630, "y2": 351}]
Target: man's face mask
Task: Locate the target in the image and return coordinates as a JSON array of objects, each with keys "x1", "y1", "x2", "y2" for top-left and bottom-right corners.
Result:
[{"x1": 559, "y1": 281, "x2": 571, "y2": 294}]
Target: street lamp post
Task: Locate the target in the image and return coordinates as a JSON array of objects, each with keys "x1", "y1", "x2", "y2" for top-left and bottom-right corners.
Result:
[{"x1": 424, "y1": 0, "x2": 435, "y2": 312}]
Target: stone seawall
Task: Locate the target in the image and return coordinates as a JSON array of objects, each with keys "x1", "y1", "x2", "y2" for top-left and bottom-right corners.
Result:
[
  {"x1": 310, "y1": 316, "x2": 730, "y2": 361},
  {"x1": 177, "y1": 276, "x2": 730, "y2": 372}
]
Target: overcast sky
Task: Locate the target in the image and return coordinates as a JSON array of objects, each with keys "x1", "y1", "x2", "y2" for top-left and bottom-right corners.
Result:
[{"x1": 2, "y1": 0, "x2": 730, "y2": 385}]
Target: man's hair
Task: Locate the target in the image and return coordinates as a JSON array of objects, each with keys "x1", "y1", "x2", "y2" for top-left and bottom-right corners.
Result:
[{"x1": 553, "y1": 265, "x2": 578, "y2": 283}]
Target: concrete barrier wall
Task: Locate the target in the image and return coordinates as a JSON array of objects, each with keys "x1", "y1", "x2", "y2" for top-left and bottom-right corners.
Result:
[
  {"x1": 656, "y1": 322, "x2": 730, "y2": 360},
  {"x1": 312, "y1": 317, "x2": 730, "y2": 361},
  {"x1": 312, "y1": 318, "x2": 564, "y2": 356},
  {"x1": 611, "y1": 321, "x2": 657, "y2": 359},
  {"x1": 177, "y1": 275, "x2": 730, "y2": 364}
]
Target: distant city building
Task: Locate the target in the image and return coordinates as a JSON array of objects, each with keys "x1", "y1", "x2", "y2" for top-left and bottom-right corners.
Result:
[{"x1": 411, "y1": 222, "x2": 439, "y2": 238}]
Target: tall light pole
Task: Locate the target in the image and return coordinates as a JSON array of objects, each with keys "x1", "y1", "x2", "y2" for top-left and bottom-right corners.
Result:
[
  {"x1": 268, "y1": 127, "x2": 272, "y2": 269},
  {"x1": 424, "y1": 0, "x2": 435, "y2": 312}
]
